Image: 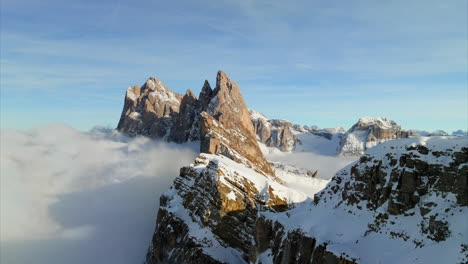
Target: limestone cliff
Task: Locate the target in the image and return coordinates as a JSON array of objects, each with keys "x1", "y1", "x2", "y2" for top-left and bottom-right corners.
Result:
[
  {"x1": 250, "y1": 110, "x2": 301, "y2": 152},
  {"x1": 117, "y1": 77, "x2": 183, "y2": 138}
]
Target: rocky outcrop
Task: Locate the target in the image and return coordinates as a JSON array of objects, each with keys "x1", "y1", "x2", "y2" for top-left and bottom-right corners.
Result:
[
  {"x1": 146, "y1": 154, "x2": 301, "y2": 264},
  {"x1": 199, "y1": 72, "x2": 274, "y2": 176},
  {"x1": 250, "y1": 110, "x2": 301, "y2": 152},
  {"x1": 117, "y1": 71, "x2": 274, "y2": 176},
  {"x1": 338, "y1": 117, "x2": 414, "y2": 155},
  {"x1": 249, "y1": 217, "x2": 357, "y2": 264},
  {"x1": 168, "y1": 89, "x2": 201, "y2": 143},
  {"x1": 314, "y1": 137, "x2": 467, "y2": 256},
  {"x1": 117, "y1": 77, "x2": 183, "y2": 138},
  {"x1": 319, "y1": 137, "x2": 467, "y2": 216}
]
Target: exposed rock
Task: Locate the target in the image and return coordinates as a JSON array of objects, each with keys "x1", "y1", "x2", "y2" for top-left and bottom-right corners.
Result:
[
  {"x1": 249, "y1": 217, "x2": 357, "y2": 264},
  {"x1": 200, "y1": 112, "x2": 275, "y2": 177},
  {"x1": 146, "y1": 154, "x2": 299, "y2": 264},
  {"x1": 117, "y1": 77, "x2": 183, "y2": 138},
  {"x1": 316, "y1": 137, "x2": 467, "y2": 246},
  {"x1": 338, "y1": 117, "x2": 414, "y2": 155},
  {"x1": 169, "y1": 89, "x2": 201, "y2": 143},
  {"x1": 250, "y1": 110, "x2": 301, "y2": 152}
]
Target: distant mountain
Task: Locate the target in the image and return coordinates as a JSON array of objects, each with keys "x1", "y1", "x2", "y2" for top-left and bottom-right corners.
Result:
[
  {"x1": 410, "y1": 129, "x2": 449, "y2": 137},
  {"x1": 249, "y1": 109, "x2": 300, "y2": 152},
  {"x1": 452, "y1": 130, "x2": 468, "y2": 136},
  {"x1": 337, "y1": 117, "x2": 414, "y2": 156}
]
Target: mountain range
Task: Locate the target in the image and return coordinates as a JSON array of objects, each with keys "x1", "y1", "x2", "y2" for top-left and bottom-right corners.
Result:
[{"x1": 116, "y1": 71, "x2": 467, "y2": 264}]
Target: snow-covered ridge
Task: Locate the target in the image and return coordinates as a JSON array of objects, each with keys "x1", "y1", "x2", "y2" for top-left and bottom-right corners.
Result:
[
  {"x1": 338, "y1": 116, "x2": 412, "y2": 156},
  {"x1": 356, "y1": 116, "x2": 397, "y2": 129},
  {"x1": 260, "y1": 136, "x2": 468, "y2": 264}
]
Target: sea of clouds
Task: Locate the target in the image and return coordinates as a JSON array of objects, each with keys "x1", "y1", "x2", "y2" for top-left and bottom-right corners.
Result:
[
  {"x1": 0, "y1": 124, "x2": 357, "y2": 264},
  {"x1": 0, "y1": 125, "x2": 198, "y2": 264}
]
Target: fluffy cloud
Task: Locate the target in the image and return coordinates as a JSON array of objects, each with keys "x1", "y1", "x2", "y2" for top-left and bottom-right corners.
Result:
[{"x1": 0, "y1": 125, "x2": 197, "y2": 263}]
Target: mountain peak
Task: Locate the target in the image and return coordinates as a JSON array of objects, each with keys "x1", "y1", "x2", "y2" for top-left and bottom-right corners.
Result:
[
  {"x1": 117, "y1": 71, "x2": 274, "y2": 176},
  {"x1": 184, "y1": 89, "x2": 196, "y2": 99},
  {"x1": 338, "y1": 117, "x2": 411, "y2": 155},
  {"x1": 356, "y1": 116, "x2": 397, "y2": 128}
]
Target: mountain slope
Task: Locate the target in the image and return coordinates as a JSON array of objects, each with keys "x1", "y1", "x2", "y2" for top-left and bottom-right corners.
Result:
[{"x1": 255, "y1": 136, "x2": 467, "y2": 264}]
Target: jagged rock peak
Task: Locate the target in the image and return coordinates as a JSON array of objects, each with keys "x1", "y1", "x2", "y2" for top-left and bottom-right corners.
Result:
[
  {"x1": 184, "y1": 89, "x2": 196, "y2": 99},
  {"x1": 209, "y1": 71, "x2": 253, "y2": 133},
  {"x1": 198, "y1": 80, "x2": 213, "y2": 107},
  {"x1": 117, "y1": 77, "x2": 183, "y2": 138},
  {"x1": 199, "y1": 71, "x2": 275, "y2": 176},
  {"x1": 215, "y1": 70, "x2": 230, "y2": 90},
  {"x1": 116, "y1": 71, "x2": 274, "y2": 176}
]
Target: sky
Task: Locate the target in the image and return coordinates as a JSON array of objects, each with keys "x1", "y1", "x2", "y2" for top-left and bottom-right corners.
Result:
[{"x1": 1, "y1": 0, "x2": 467, "y2": 132}]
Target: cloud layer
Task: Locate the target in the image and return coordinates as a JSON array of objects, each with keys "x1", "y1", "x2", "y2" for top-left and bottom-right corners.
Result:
[
  {"x1": 267, "y1": 151, "x2": 357, "y2": 181},
  {"x1": 0, "y1": 125, "x2": 198, "y2": 263}
]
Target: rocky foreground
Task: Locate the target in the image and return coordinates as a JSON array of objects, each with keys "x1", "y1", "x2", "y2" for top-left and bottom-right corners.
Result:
[{"x1": 116, "y1": 71, "x2": 467, "y2": 264}]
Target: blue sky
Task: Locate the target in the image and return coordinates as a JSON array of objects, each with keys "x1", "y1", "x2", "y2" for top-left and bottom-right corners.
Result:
[{"x1": 1, "y1": 0, "x2": 467, "y2": 132}]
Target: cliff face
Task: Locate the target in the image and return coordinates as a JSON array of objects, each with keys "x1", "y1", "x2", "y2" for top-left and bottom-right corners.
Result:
[
  {"x1": 199, "y1": 72, "x2": 274, "y2": 176},
  {"x1": 117, "y1": 77, "x2": 183, "y2": 138},
  {"x1": 146, "y1": 154, "x2": 303, "y2": 264},
  {"x1": 250, "y1": 110, "x2": 301, "y2": 152}
]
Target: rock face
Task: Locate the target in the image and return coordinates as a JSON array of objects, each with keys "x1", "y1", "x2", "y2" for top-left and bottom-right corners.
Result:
[
  {"x1": 250, "y1": 110, "x2": 301, "y2": 152},
  {"x1": 249, "y1": 217, "x2": 357, "y2": 264},
  {"x1": 168, "y1": 89, "x2": 201, "y2": 143},
  {"x1": 117, "y1": 77, "x2": 183, "y2": 138},
  {"x1": 319, "y1": 136, "x2": 467, "y2": 219},
  {"x1": 146, "y1": 154, "x2": 303, "y2": 264},
  {"x1": 310, "y1": 137, "x2": 468, "y2": 263},
  {"x1": 199, "y1": 73, "x2": 274, "y2": 176},
  {"x1": 338, "y1": 117, "x2": 413, "y2": 155}
]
